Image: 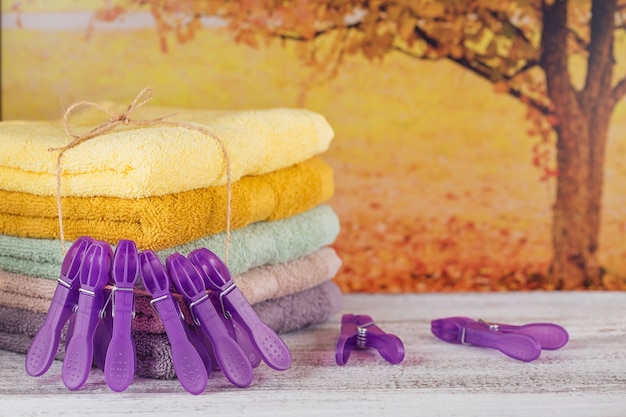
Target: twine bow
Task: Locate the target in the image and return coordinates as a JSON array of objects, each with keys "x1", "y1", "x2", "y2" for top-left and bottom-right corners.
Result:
[{"x1": 48, "y1": 88, "x2": 233, "y2": 263}]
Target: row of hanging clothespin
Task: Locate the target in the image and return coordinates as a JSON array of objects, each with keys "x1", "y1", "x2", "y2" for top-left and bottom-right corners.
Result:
[{"x1": 25, "y1": 237, "x2": 292, "y2": 395}]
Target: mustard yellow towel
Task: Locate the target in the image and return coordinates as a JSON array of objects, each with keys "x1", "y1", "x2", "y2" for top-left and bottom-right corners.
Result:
[
  {"x1": 0, "y1": 158, "x2": 333, "y2": 250},
  {"x1": 0, "y1": 106, "x2": 334, "y2": 198}
]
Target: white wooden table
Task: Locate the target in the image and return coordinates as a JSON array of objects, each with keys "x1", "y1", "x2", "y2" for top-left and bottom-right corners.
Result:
[{"x1": 1, "y1": 292, "x2": 625, "y2": 417}]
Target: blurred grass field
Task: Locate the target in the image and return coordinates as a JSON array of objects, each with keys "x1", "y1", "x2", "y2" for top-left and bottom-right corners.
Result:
[{"x1": 3, "y1": 21, "x2": 626, "y2": 291}]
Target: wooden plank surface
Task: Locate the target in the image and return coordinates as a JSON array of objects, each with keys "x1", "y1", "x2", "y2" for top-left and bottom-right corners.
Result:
[{"x1": 1, "y1": 292, "x2": 625, "y2": 417}]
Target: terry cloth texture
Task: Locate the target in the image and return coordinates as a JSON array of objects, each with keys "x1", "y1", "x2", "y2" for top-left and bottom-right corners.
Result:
[
  {"x1": 0, "y1": 107, "x2": 333, "y2": 198},
  {"x1": 0, "y1": 157, "x2": 333, "y2": 249},
  {"x1": 0, "y1": 205, "x2": 340, "y2": 280},
  {"x1": 0, "y1": 281, "x2": 344, "y2": 379},
  {"x1": 0, "y1": 247, "x2": 342, "y2": 333}
]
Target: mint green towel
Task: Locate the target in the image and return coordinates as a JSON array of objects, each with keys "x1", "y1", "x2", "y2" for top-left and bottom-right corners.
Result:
[{"x1": 0, "y1": 205, "x2": 339, "y2": 280}]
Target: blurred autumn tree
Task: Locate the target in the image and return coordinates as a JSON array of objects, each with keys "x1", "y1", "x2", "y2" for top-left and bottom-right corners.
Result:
[{"x1": 67, "y1": 0, "x2": 626, "y2": 288}]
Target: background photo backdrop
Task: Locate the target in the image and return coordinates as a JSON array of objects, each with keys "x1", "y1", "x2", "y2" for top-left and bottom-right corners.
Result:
[{"x1": 2, "y1": 0, "x2": 626, "y2": 292}]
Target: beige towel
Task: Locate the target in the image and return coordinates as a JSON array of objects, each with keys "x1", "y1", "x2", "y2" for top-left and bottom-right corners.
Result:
[{"x1": 0, "y1": 247, "x2": 341, "y2": 333}]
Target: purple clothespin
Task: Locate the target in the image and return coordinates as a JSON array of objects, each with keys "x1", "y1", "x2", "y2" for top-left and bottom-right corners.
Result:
[
  {"x1": 336, "y1": 314, "x2": 405, "y2": 366},
  {"x1": 430, "y1": 316, "x2": 569, "y2": 362},
  {"x1": 139, "y1": 250, "x2": 208, "y2": 395},
  {"x1": 480, "y1": 319, "x2": 569, "y2": 350},
  {"x1": 25, "y1": 237, "x2": 92, "y2": 377},
  {"x1": 207, "y1": 293, "x2": 263, "y2": 369},
  {"x1": 104, "y1": 240, "x2": 139, "y2": 392},
  {"x1": 92, "y1": 295, "x2": 112, "y2": 373},
  {"x1": 166, "y1": 253, "x2": 254, "y2": 388},
  {"x1": 188, "y1": 248, "x2": 292, "y2": 372},
  {"x1": 62, "y1": 240, "x2": 112, "y2": 390}
]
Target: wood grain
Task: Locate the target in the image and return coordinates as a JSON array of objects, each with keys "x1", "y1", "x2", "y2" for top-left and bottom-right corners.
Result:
[{"x1": 1, "y1": 292, "x2": 624, "y2": 417}]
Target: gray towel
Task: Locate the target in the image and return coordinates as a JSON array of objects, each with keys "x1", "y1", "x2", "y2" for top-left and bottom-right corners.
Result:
[{"x1": 0, "y1": 281, "x2": 343, "y2": 379}]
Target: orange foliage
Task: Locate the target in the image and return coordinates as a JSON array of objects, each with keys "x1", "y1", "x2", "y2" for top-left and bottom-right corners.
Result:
[
  {"x1": 88, "y1": 0, "x2": 598, "y2": 183},
  {"x1": 9, "y1": 0, "x2": 626, "y2": 291}
]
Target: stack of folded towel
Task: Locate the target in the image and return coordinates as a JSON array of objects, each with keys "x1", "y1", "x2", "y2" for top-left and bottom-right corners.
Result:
[{"x1": 0, "y1": 104, "x2": 343, "y2": 379}]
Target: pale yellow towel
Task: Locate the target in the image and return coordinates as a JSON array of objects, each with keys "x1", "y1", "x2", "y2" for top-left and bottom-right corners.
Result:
[
  {"x1": 0, "y1": 157, "x2": 333, "y2": 250},
  {"x1": 0, "y1": 106, "x2": 334, "y2": 198}
]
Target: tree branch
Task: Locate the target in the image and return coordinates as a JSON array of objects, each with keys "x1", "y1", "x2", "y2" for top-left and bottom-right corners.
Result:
[
  {"x1": 584, "y1": 0, "x2": 617, "y2": 99},
  {"x1": 567, "y1": 27, "x2": 589, "y2": 52},
  {"x1": 448, "y1": 57, "x2": 551, "y2": 115},
  {"x1": 406, "y1": 23, "x2": 550, "y2": 114},
  {"x1": 412, "y1": 24, "x2": 438, "y2": 48},
  {"x1": 541, "y1": 0, "x2": 576, "y2": 117},
  {"x1": 486, "y1": 9, "x2": 534, "y2": 46},
  {"x1": 391, "y1": 44, "x2": 550, "y2": 115},
  {"x1": 330, "y1": 28, "x2": 351, "y2": 77},
  {"x1": 612, "y1": 76, "x2": 626, "y2": 105},
  {"x1": 226, "y1": 3, "x2": 552, "y2": 114},
  {"x1": 268, "y1": 21, "x2": 360, "y2": 42}
]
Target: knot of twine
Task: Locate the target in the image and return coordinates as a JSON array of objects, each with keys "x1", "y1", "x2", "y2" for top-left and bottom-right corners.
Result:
[{"x1": 48, "y1": 87, "x2": 233, "y2": 264}]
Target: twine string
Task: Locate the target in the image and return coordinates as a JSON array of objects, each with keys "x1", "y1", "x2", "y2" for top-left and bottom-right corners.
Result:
[{"x1": 48, "y1": 88, "x2": 232, "y2": 264}]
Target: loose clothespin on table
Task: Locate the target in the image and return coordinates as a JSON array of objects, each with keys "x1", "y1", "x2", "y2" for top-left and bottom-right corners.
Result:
[
  {"x1": 431, "y1": 316, "x2": 569, "y2": 362},
  {"x1": 336, "y1": 313, "x2": 405, "y2": 365}
]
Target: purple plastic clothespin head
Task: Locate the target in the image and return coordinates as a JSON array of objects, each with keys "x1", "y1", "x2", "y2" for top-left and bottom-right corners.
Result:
[
  {"x1": 62, "y1": 240, "x2": 113, "y2": 390},
  {"x1": 188, "y1": 248, "x2": 292, "y2": 372},
  {"x1": 336, "y1": 313, "x2": 405, "y2": 366},
  {"x1": 166, "y1": 252, "x2": 254, "y2": 388},
  {"x1": 25, "y1": 236, "x2": 93, "y2": 377},
  {"x1": 104, "y1": 240, "x2": 140, "y2": 392},
  {"x1": 139, "y1": 250, "x2": 209, "y2": 395}
]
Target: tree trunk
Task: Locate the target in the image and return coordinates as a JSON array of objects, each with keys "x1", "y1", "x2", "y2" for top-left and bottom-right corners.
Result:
[
  {"x1": 584, "y1": 0, "x2": 616, "y2": 255},
  {"x1": 541, "y1": 0, "x2": 616, "y2": 289},
  {"x1": 550, "y1": 107, "x2": 599, "y2": 290},
  {"x1": 551, "y1": 110, "x2": 606, "y2": 290},
  {"x1": 586, "y1": 108, "x2": 612, "y2": 256}
]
